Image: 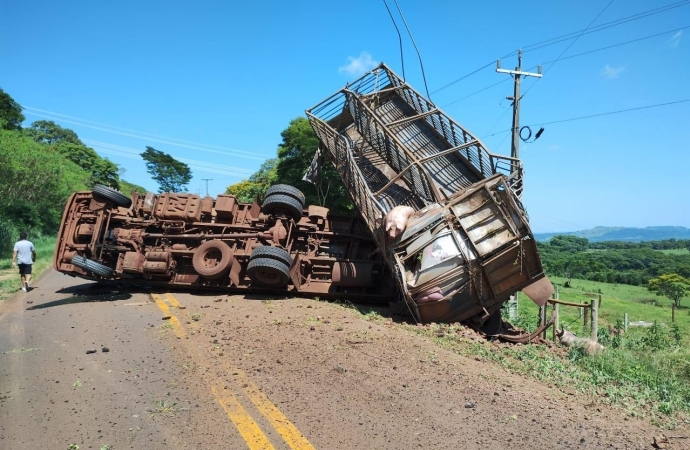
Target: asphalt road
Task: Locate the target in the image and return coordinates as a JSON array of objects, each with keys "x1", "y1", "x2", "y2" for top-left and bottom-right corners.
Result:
[
  {"x1": 0, "y1": 269, "x2": 290, "y2": 449},
  {"x1": 0, "y1": 269, "x2": 666, "y2": 449}
]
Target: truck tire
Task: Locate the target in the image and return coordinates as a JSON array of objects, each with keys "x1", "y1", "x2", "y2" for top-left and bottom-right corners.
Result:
[
  {"x1": 193, "y1": 240, "x2": 233, "y2": 279},
  {"x1": 247, "y1": 258, "x2": 290, "y2": 287},
  {"x1": 92, "y1": 184, "x2": 132, "y2": 208},
  {"x1": 265, "y1": 184, "x2": 305, "y2": 205},
  {"x1": 71, "y1": 255, "x2": 114, "y2": 279},
  {"x1": 261, "y1": 194, "x2": 303, "y2": 222},
  {"x1": 249, "y1": 246, "x2": 292, "y2": 267}
]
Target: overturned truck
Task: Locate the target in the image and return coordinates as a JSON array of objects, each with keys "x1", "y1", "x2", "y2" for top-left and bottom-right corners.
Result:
[
  {"x1": 54, "y1": 62, "x2": 551, "y2": 328},
  {"x1": 306, "y1": 63, "x2": 552, "y2": 327},
  {"x1": 54, "y1": 184, "x2": 396, "y2": 301}
]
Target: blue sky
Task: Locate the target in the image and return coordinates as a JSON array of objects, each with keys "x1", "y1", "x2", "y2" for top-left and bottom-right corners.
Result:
[{"x1": 2, "y1": 0, "x2": 688, "y2": 233}]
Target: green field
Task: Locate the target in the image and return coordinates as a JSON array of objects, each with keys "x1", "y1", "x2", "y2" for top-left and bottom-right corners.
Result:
[
  {"x1": 517, "y1": 276, "x2": 689, "y2": 343},
  {"x1": 657, "y1": 248, "x2": 690, "y2": 255}
]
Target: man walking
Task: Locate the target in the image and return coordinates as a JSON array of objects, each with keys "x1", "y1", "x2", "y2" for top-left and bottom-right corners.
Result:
[{"x1": 12, "y1": 232, "x2": 36, "y2": 292}]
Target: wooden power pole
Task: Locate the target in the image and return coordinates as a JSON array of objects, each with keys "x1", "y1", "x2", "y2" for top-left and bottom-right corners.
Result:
[
  {"x1": 496, "y1": 49, "x2": 542, "y2": 320},
  {"x1": 496, "y1": 49, "x2": 542, "y2": 174}
]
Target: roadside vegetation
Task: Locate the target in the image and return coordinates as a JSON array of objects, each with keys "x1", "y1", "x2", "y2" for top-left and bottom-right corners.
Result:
[
  {"x1": 0, "y1": 235, "x2": 56, "y2": 300},
  {"x1": 379, "y1": 276, "x2": 690, "y2": 429}
]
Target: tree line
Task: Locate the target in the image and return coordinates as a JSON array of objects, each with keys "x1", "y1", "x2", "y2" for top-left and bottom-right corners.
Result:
[
  {"x1": 0, "y1": 87, "x2": 191, "y2": 252},
  {"x1": 538, "y1": 235, "x2": 690, "y2": 286}
]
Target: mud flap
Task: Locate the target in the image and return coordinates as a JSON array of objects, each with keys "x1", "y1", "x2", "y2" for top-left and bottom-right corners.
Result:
[{"x1": 522, "y1": 276, "x2": 554, "y2": 307}]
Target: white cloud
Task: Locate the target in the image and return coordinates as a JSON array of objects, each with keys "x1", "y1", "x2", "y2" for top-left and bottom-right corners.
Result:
[
  {"x1": 602, "y1": 64, "x2": 625, "y2": 79},
  {"x1": 668, "y1": 30, "x2": 682, "y2": 48},
  {"x1": 338, "y1": 52, "x2": 378, "y2": 77}
]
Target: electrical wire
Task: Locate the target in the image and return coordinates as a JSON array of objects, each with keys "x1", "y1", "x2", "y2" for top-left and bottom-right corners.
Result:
[
  {"x1": 483, "y1": 99, "x2": 690, "y2": 138},
  {"x1": 22, "y1": 107, "x2": 267, "y2": 161},
  {"x1": 392, "y1": 0, "x2": 431, "y2": 99},
  {"x1": 382, "y1": 0, "x2": 405, "y2": 80},
  {"x1": 432, "y1": 0, "x2": 689, "y2": 96},
  {"x1": 521, "y1": 0, "x2": 616, "y2": 99},
  {"x1": 503, "y1": 0, "x2": 690, "y2": 58}
]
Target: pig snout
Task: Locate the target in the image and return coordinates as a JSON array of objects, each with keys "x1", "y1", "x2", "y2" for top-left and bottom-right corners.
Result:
[{"x1": 384, "y1": 206, "x2": 415, "y2": 239}]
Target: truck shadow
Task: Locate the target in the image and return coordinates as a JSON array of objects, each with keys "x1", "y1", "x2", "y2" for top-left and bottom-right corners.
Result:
[
  {"x1": 30, "y1": 282, "x2": 415, "y2": 324},
  {"x1": 26, "y1": 282, "x2": 134, "y2": 310}
]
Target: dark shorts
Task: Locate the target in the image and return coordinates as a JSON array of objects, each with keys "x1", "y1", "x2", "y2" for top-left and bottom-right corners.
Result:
[{"x1": 18, "y1": 263, "x2": 32, "y2": 275}]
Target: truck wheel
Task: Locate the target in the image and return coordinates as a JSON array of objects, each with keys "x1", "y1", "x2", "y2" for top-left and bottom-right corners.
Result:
[
  {"x1": 265, "y1": 184, "x2": 305, "y2": 205},
  {"x1": 249, "y1": 246, "x2": 292, "y2": 267},
  {"x1": 193, "y1": 240, "x2": 233, "y2": 279},
  {"x1": 247, "y1": 258, "x2": 290, "y2": 287},
  {"x1": 261, "y1": 194, "x2": 303, "y2": 222},
  {"x1": 71, "y1": 255, "x2": 114, "y2": 278},
  {"x1": 92, "y1": 184, "x2": 132, "y2": 208}
]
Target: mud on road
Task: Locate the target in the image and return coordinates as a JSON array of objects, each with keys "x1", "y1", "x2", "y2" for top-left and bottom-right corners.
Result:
[{"x1": 0, "y1": 269, "x2": 677, "y2": 449}]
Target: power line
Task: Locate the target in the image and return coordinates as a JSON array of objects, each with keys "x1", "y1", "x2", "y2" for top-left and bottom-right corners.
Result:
[
  {"x1": 22, "y1": 106, "x2": 267, "y2": 161},
  {"x1": 483, "y1": 99, "x2": 690, "y2": 138},
  {"x1": 521, "y1": 0, "x2": 615, "y2": 99},
  {"x1": 443, "y1": 22, "x2": 689, "y2": 111},
  {"x1": 392, "y1": 0, "x2": 431, "y2": 99},
  {"x1": 431, "y1": 1, "x2": 690, "y2": 96},
  {"x1": 507, "y1": 0, "x2": 690, "y2": 57}
]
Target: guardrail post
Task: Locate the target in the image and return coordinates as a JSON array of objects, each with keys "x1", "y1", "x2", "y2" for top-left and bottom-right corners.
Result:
[{"x1": 591, "y1": 297, "x2": 599, "y2": 343}]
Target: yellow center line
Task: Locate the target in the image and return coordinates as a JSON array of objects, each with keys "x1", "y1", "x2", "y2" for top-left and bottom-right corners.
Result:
[
  {"x1": 231, "y1": 369, "x2": 317, "y2": 450},
  {"x1": 211, "y1": 385, "x2": 276, "y2": 450},
  {"x1": 150, "y1": 293, "x2": 281, "y2": 450},
  {"x1": 151, "y1": 294, "x2": 185, "y2": 338},
  {"x1": 160, "y1": 292, "x2": 317, "y2": 450},
  {"x1": 164, "y1": 293, "x2": 181, "y2": 308}
]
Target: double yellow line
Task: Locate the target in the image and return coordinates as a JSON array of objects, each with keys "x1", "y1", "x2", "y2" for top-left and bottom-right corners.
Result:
[{"x1": 151, "y1": 293, "x2": 316, "y2": 450}]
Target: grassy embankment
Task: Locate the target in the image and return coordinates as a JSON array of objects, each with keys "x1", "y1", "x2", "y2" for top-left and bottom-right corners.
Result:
[
  {"x1": 0, "y1": 236, "x2": 56, "y2": 300},
  {"x1": 361, "y1": 276, "x2": 690, "y2": 429}
]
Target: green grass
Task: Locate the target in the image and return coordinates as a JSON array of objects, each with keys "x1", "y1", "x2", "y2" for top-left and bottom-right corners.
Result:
[
  {"x1": 352, "y1": 276, "x2": 690, "y2": 429},
  {"x1": 0, "y1": 235, "x2": 56, "y2": 300},
  {"x1": 656, "y1": 248, "x2": 690, "y2": 255},
  {"x1": 518, "y1": 276, "x2": 690, "y2": 342}
]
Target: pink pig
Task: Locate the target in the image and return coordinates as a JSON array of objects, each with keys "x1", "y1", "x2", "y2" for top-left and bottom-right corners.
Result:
[{"x1": 382, "y1": 205, "x2": 415, "y2": 239}]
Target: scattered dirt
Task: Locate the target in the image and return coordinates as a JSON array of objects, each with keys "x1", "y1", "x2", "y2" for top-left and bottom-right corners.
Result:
[{"x1": 1, "y1": 269, "x2": 687, "y2": 449}]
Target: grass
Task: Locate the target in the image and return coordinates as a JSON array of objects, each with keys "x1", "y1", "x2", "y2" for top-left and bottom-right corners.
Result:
[
  {"x1": 656, "y1": 248, "x2": 690, "y2": 255},
  {"x1": 354, "y1": 276, "x2": 690, "y2": 429},
  {"x1": 0, "y1": 235, "x2": 56, "y2": 300}
]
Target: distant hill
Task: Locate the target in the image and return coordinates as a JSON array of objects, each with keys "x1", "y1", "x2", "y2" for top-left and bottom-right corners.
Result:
[{"x1": 534, "y1": 226, "x2": 690, "y2": 243}]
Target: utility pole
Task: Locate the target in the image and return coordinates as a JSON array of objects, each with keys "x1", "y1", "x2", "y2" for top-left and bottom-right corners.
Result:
[
  {"x1": 201, "y1": 178, "x2": 213, "y2": 197},
  {"x1": 496, "y1": 49, "x2": 542, "y2": 173},
  {"x1": 496, "y1": 49, "x2": 542, "y2": 321}
]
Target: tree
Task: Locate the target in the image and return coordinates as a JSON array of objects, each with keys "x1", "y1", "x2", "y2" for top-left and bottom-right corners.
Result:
[
  {"x1": 225, "y1": 158, "x2": 277, "y2": 202},
  {"x1": 0, "y1": 88, "x2": 25, "y2": 131},
  {"x1": 648, "y1": 274, "x2": 690, "y2": 308},
  {"x1": 140, "y1": 146, "x2": 191, "y2": 193},
  {"x1": 25, "y1": 120, "x2": 83, "y2": 145},
  {"x1": 274, "y1": 117, "x2": 353, "y2": 212}
]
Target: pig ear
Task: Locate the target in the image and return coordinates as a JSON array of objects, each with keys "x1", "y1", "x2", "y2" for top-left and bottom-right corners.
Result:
[{"x1": 385, "y1": 222, "x2": 392, "y2": 231}]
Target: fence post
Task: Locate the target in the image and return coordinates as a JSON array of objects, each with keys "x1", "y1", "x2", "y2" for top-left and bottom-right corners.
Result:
[
  {"x1": 592, "y1": 295, "x2": 601, "y2": 342},
  {"x1": 540, "y1": 305, "x2": 547, "y2": 339},
  {"x1": 624, "y1": 313, "x2": 628, "y2": 332},
  {"x1": 672, "y1": 304, "x2": 676, "y2": 323},
  {"x1": 579, "y1": 300, "x2": 583, "y2": 318},
  {"x1": 552, "y1": 303, "x2": 560, "y2": 342},
  {"x1": 583, "y1": 301, "x2": 590, "y2": 334}
]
